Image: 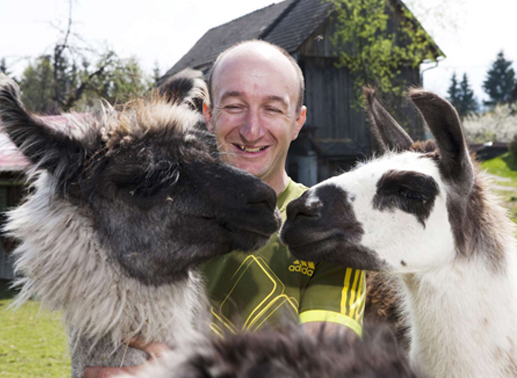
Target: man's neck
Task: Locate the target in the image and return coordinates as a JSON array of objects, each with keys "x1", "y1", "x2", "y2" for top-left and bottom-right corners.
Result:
[{"x1": 264, "y1": 171, "x2": 290, "y2": 195}]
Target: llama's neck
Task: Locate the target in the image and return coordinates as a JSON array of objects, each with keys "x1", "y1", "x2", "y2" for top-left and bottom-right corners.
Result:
[
  {"x1": 8, "y1": 173, "x2": 205, "y2": 347},
  {"x1": 401, "y1": 249, "x2": 517, "y2": 378}
]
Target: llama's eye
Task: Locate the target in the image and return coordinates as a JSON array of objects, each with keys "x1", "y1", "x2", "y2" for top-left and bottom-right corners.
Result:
[{"x1": 399, "y1": 188, "x2": 427, "y2": 201}]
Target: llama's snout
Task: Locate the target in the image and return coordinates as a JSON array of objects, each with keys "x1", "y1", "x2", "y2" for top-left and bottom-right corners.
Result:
[
  {"x1": 245, "y1": 181, "x2": 277, "y2": 213},
  {"x1": 281, "y1": 184, "x2": 384, "y2": 270},
  {"x1": 285, "y1": 190, "x2": 323, "y2": 221}
]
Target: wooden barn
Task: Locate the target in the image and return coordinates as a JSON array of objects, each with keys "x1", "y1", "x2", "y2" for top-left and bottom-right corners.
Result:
[
  {"x1": 0, "y1": 134, "x2": 26, "y2": 279},
  {"x1": 161, "y1": 0, "x2": 443, "y2": 186}
]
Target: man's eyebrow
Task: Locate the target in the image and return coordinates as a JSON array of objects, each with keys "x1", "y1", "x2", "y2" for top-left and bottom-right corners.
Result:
[
  {"x1": 219, "y1": 91, "x2": 244, "y2": 102},
  {"x1": 263, "y1": 95, "x2": 289, "y2": 109}
]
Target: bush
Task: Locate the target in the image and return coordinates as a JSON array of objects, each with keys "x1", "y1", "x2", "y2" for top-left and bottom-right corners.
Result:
[{"x1": 463, "y1": 104, "x2": 517, "y2": 144}]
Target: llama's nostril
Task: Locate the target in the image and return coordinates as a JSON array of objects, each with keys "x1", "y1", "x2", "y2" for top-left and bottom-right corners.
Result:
[
  {"x1": 247, "y1": 185, "x2": 277, "y2": 212},
  {"x1": 286, "y1": 199, "x2": 322, "y2": 221}
]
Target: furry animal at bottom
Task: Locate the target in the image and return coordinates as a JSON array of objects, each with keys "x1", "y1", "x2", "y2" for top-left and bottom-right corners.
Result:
[
  {"x1": 117, "y1": 322, "x2": 423, "y2": 378},
  {"x1": 0, "y1": 70, "x2": 280, "y2": 378}
]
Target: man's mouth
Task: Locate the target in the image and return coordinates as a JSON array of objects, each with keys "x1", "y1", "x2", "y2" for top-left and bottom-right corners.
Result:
[{"x1": 233, "y1": 144, "x2": 269, "y2": 153}]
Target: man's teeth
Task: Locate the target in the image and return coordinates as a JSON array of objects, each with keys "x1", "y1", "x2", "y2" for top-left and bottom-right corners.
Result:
[{"x1": 237, "y1": 145, "x2": 267, "y2": 152}]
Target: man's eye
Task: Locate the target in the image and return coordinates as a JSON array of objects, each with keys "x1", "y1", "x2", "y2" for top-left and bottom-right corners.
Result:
[
  {"x1": 266, "y1": 107, "x2": 281, "y2": 113},
  {"x1": 225, "y1": 105, "x2": 244, "y2": 111}
]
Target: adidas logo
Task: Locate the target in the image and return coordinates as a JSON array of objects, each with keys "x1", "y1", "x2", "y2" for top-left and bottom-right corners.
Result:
[{"x1": 288, "y1": 260, "x2": 315, "y2": 276}]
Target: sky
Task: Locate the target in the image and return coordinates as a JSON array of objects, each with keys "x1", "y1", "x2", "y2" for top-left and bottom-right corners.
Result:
[{"x1": 1, "y1": 0, "x2": 517, "y2": 104}]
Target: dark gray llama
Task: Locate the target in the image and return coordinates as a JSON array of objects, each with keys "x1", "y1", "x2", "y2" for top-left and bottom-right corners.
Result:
[{"x1": 0, "y1": 70, "x2": 280, "y2": 378}]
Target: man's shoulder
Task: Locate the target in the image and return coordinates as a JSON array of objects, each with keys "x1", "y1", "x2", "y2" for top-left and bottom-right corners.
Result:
[{"x1": 290, "y1": 179, "x2": 308, "y2": 193}]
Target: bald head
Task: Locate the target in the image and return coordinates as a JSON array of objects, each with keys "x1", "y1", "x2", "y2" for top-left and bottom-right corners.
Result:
[{"x1": 208, "y1": 40, "x2": 305, "y2": 111}]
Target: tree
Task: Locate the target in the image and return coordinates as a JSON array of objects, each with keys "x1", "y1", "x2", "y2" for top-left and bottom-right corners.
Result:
[
  {"x1": 152, "y1": 60, "x2": 161, "y2": 86},
  {"x1": 483, "y1": 51, "x2": 516, "y2": 106},
  {"x1": 330, "y1": 0, "x2": 439, "y2": 105},
  {"x1": 458, "y1": 73, "x2": 477, "y2": 116},
  {"x1": 447, "y1": 72, "x2": 460, "y2": 108},
  {"x1": 84, "y1": 56, "x2": 153, "y2": 106},
  {"x1": 0, "y1": 58, "x2": 10, "y2": 75},
  {"x1": 19, "y1": 56, "x2": 56, "y2": 113},
  {"x1": 16, "y1": 0, "x2": 154, "y2": 114},
  {"x1": 447, "y1": 72, "x2": 477, "y2": 119}
]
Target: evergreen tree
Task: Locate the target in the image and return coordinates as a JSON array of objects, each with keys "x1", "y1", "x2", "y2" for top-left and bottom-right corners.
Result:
[
  {"x1": 447, "y1": 72, "x2": 460, "y2": 108},
  {"x1": 0, "y1": 58, "x2": 10, "y2": 75},
  {"x1": 19, "y1": 56, "x2": 56, "y2": 113},
  {"x1": 458, "y1": 73, "x2": 477, "y2": 117},
  {"x1": 152, "y1": 60, "x2": 161, "y2": 86},
  {"x1": 483, "y1": 51, "x2": 516, "y2": 106},
  {"x1": 447, "y1": 72, "x2": 477, "y2": 119}
]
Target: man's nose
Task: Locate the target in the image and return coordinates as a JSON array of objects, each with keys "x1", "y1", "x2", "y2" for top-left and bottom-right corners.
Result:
[{"x1": 239, "y1": 109, "x2": 265, "y2": 142}]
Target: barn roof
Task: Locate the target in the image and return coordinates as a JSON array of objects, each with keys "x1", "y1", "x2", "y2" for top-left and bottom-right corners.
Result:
[
  {"x1": 162, "y1": 0, "x2": 298, "y2": 79},
  {"x1": 161, "y1": 0, "x2": 443, "y2": 81},
  {"x1": 0, "y1": 115, "x2": 84, "y2": 172},
  {"x1": 0, "y1": 134, "x2": 29, "y2": 172}
]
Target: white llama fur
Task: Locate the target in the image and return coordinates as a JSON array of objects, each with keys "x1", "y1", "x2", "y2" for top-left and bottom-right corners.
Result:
[
  {"x1": 281, "y1": 88, "x2": 517, "y2": 378},
  {"x1": 327, "y1": 156, "x2": 517, "y2": 377}
]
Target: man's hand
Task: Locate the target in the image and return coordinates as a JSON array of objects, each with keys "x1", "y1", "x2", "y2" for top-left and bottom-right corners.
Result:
[{"x1": 82, "y1": 339, "x2": 171, "y2": 378}]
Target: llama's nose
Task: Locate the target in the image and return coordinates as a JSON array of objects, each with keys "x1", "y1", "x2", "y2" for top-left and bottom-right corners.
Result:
[
  {"x1": 246, "y1": 183, "x2": 277, "y2": 212},
  {"x1": 286, "y1": 192, "x2": 322, "y2": 222}
]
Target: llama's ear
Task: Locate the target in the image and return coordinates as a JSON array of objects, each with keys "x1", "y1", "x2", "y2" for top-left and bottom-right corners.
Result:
[
  {"x1": 0, "y1": 74, "x2": 87, "y2": 179},
  {"x1": 409, "y1": 88, "x2": 474, "y2": 188},
  {"x1": 158, "y1": 68, "x2": 208, "y2": 113},
  {"x1": 363, "y1": 86, "x2": 414, "y2": 153}
]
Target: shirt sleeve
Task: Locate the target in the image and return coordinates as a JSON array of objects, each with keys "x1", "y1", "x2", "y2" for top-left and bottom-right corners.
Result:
[{"x1": 298, "y1": 262, "x2": 366, "y2": 337}]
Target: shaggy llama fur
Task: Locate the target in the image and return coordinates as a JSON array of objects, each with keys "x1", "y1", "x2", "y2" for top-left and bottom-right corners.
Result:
[{"x1": 0, "y1": 70, "x2": 279, "y2": 377}]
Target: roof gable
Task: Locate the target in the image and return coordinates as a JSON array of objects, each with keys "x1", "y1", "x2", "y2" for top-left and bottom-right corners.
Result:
[{"x1": 163, "y1": 0, "x2": 297, "y2": 79}]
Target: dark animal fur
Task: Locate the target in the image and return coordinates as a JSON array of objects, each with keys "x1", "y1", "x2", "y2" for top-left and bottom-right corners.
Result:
[
  {"x1": 148, "y1": 323, "x2": 424, "y2": 378},
  {"x1": 373, "y1": 170, "x2": 439, "y2": 227},
  {"x1": 0, "y1": 70, "x2": 281, "y2": 377}
]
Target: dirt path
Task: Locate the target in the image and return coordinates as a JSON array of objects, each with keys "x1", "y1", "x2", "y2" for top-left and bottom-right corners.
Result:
[{"x1": 485, "y1": 173, "x2": 517, "y2": 193}]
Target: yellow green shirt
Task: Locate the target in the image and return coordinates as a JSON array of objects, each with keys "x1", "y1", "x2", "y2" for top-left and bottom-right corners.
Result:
[{"x1": 201, "y1": 178, "x2": 366, "y2": 337}]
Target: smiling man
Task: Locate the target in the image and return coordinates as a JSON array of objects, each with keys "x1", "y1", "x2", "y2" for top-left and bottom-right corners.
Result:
[
  {"x1": 204, "y1": 40, "x2": 306, "y2": 194},
  {"x1": 200, "y1": 40, "x2": 365, "y2": 337},
  {"x1": 83, "y1": 40, "x2": 365, "y2": 378}
]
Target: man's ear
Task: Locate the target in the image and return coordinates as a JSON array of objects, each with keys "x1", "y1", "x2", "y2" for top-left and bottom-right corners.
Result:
[
  {"x1": 292, "y1": 105, "x2": 307, "y2": 140},
  {"x1": 203, "y1": 102, "x2": 214, "y2": 133}
]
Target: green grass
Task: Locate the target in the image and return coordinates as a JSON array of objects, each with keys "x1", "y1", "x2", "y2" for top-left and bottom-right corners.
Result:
[
  {"x1": 481, "y1": 152, "x2": 517, "y2": 225},
  {"x1": 0, "y1": 281, "x2": 70, "y2": 378},
  {"x1": 481, "y1": 153, "x2": 517, "y2": 185}
]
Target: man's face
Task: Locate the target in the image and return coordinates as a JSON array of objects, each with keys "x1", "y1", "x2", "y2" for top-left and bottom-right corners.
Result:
[{"x1": 204, "y1": 45, "x2": 306, "y2": 188}]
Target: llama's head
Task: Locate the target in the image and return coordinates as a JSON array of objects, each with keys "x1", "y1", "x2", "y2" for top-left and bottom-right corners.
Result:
[
  {"x1": 0, "y1": 71, "x2": 280, "y2": 285},
  {"x1": 281, "y1": 88, "x2": 477, "y2": 273}
]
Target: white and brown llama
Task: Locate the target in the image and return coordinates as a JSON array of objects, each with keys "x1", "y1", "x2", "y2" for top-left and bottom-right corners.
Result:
[
  {"x1": 0, "y1": 71, "x2": 280, "y2": 377},
  {"x1": 281, "y1": 88, "x2": 517, "y2": 377}
]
